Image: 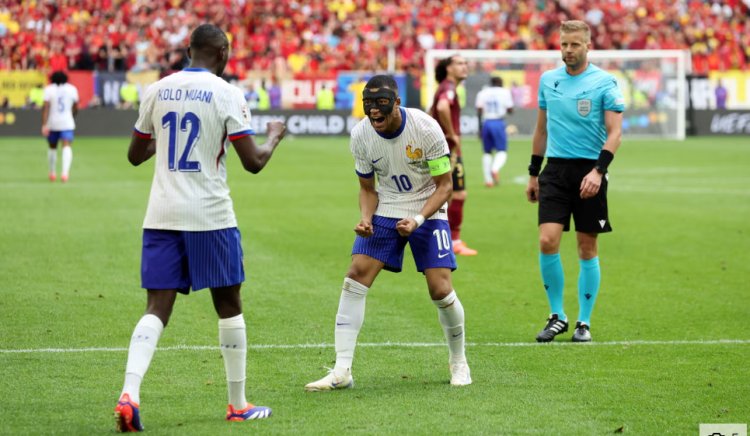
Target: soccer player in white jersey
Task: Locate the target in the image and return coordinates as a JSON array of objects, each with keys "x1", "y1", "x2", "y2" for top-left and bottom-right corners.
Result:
[
  {"x1": 475, "y1": 76, "x2": 514, "y2": 187},
  {"x1": 42, "y1": 71, "x2": 78, "y2": 182},
  {"x1": 305, "y1": 75, "x2": 471, "y2": 391},
  {"x1": 113, "y1": 24, "x2": 286, "y2": 432}
]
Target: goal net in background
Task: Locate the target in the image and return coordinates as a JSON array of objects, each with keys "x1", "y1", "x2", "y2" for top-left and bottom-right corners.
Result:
[{"x1": 424, "y1": 49, "x2": 690, "y2": 140}]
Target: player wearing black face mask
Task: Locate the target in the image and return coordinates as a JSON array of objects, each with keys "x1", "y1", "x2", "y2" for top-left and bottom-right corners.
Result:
[
  {"x1": 305, "y1": 73, "x2": 472, "y2": 392},
  {"x1": 363, "y1": 86, "x2": 400, "y2": 133}
]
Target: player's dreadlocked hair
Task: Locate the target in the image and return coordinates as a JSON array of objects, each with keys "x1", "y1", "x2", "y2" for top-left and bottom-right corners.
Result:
[
  {"x1": 435, "y1": 56, "x2": 458, "y2": 83},
  {"x1": 50, "y1": 71, "x2": 68, "y2": 85}
]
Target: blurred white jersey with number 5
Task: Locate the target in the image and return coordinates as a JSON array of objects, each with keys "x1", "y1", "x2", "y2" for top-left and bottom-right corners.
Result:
[{"x1": 43, "y1": 83, "x2": 79, "y2": 131}]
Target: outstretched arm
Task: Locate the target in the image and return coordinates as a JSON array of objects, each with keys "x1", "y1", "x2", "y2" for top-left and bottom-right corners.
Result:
[{"x1": 232, "y1": 121, "x2": 286, "y2": 174}]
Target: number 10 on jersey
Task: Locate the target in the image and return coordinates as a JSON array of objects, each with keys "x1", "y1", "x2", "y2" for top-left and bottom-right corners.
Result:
[{"x1": 162, "y1": 111, "x2": 201, "y2": 172}]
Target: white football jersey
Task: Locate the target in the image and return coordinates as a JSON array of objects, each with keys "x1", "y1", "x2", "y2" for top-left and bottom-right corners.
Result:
[
  {"x1": 350, "y1": 107, "x2": 450, "y2": 220},
  {"x1": 43, "y1": 83, "x2": 79, "y2": 131},
  {"x1": 475, "y1": 86, "x2": 514, "y2": 120},
  {"x1": 134, "y1": 68, "x2": 253, "y2": 231}
]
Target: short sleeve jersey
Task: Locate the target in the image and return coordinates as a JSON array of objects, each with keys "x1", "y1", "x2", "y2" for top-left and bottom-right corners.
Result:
[
  {"x1": 430, "y1": 80, "x2": 461, "y2": 153},
  {"x1": 475, "y1": 86, "x2": 514, "y2": 120},
  {"x1": 43, "y1": 83, "x2": 79, "y2": 131},
  {"x1": 133, "y1": 68, "x2": 254, "y2": 231},
  {"x1": 350, "y1": 107, "x2": 450, "y2": 220},
  {"x1": 538, "y1": 64, "x2": 625, "y2": 159}
]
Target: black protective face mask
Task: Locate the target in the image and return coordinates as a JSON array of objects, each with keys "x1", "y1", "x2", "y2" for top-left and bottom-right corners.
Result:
[{"x1": 363, "y1": 88, "x2": 396, "y2": 116}]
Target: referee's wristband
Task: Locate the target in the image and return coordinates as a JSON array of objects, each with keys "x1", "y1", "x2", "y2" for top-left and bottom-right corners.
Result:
[
  {"x1": 413, "y1": 214, "x2": 425, "y2": 228},
  {"x1": 528, "y1": 154, "x2": 544, "y2": 177},
  {"x1": 594, "y1": 149, "x2": 614, "y2": 174}
]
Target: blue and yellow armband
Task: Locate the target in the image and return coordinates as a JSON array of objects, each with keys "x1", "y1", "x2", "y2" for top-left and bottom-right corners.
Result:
[{"x1": 428, "y1": 155, "x2": 451, "y2": 176}]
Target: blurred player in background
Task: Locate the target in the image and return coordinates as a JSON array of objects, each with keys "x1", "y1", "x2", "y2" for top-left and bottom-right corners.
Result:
[
  {"x1": 42, "y1": 71, "x2": 78, "y2": 182},
  {"x1": 526, "y1": 20, "x2": 624, "y2": 343},
  {"x1": 305, "y1": 75, "x2": 471, "y2": 392},
  {"x1": 431, "y1": 55, "x2": 477, "y2": 256},
  {"x1": 475, "y1": 76, "x2": 514, "y2": 187},
  {"x1": 114, "y1": 24, "x2": 286, "y2": 432}
]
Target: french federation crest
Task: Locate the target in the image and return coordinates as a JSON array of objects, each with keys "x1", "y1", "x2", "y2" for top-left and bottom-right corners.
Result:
[
  {"x1": 577, "y1": 99, "x2": 591, "y2": 117},
  {"x1": 405, "y1": 144, "x2": 423, "y2": 160}
]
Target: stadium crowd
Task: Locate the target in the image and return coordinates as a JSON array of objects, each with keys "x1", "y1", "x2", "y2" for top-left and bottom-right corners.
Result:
[{"x1": 1, "y1": 0, "x2": 748, "y2": 78}]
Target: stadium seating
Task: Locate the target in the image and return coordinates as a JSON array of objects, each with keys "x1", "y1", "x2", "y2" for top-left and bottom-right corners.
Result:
[{"x1": 0, "y1": 0, "x2": 747, "y2": 76}]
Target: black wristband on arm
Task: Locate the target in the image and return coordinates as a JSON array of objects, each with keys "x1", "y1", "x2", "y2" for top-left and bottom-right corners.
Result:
[
  {"x1": 594, "y1": 149, "x2": 614, "y2": 174},
  {"x1": 528, "y1": 154, "x2": 544, "y2": 177}
]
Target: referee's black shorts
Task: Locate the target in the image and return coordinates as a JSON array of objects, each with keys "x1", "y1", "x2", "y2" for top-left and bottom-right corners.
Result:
[{"x1": 538, "y1": 158, "x2": 612, "y2": 233}]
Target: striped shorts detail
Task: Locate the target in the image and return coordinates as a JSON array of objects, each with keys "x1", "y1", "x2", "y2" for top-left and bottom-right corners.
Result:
[{"x1": 141, "y1": 228, "x2": 245, "y2": 293}]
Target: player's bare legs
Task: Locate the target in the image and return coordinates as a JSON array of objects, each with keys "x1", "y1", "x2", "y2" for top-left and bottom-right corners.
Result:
[
  {"x1": 425, "y1": 268, "x2": 471, "y2": 385},
  {"x1": 144, "y1": 289, "x2": 178, "y2": 325},
  {"x1": 450, "y1": 189, "x2": 477, "y2": 256},
  {"x1": 305, "y1": 255, "x2": 383, "y2": 392},
  {"x1": 346, "y1": 254, "x2": 384, "y2": 288},
  {"x1": 210, "y1": 284, "x2": 242, "y2": 318}
]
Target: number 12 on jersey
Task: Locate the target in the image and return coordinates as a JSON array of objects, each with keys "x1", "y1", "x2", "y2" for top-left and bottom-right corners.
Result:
[{"x1": 162, "y1": 111, "x2": 201, "y2": 172}]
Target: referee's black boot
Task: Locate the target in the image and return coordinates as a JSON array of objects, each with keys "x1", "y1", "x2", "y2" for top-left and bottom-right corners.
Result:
[{"x1": 535, "y1": 314, "x2": 569, "y2": 342}]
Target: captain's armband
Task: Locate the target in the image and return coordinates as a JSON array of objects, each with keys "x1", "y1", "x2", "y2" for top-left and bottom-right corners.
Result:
[{"x1": 428, "y1": 155, "x2": 451, "y2": 176}]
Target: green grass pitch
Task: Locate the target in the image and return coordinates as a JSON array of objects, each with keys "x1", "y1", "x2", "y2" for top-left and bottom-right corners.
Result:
[{"x1": 0, "y1": 134, "x2": 748, "y2": 434}]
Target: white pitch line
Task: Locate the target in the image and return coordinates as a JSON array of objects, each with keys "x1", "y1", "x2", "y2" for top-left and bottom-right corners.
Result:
[{"x1": 0, "y1": 339, "x2": 748, "y2": 354}]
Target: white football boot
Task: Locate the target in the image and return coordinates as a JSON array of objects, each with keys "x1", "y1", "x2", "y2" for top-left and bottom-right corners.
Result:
[
  {"x1": 304, "y1": 368, "x2": 354, "y2": 392},
  {"x1": 449, "y1": 361, "x2": 472, "y2": 386}
]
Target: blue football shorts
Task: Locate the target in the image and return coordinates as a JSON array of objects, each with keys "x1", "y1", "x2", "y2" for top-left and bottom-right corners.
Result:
[
  {"x1": 481, "y1": 119, "x2": 507, "y2": 153},
  {"x1": 47, "y1": 130, "x2": 75, "y2": 144},
  {"x1": 141, "y1": 228, "x2": 245, "y2": 294},
  {"x1": 352, "y1": 215, "x2": 457, "y2": 273}
]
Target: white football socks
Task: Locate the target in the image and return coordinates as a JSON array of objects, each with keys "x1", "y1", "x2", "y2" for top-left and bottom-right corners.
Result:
[
  {"x1": 482, "y1": 154, "x2": 493, "y2": 184},
  {"x1": 219, "y1": 314, "x2": 247, "y2": 409},
  {"x1": 122, "y1": 314, "x2": 164, "y2": 404},
  {"x1": 47, "y1": 148, "x2": 57, "y2": 176},
  {"x1": 433, "y1": 290, "x2": 466, "y2": 364},
  {"x1": 492, "y1": 151, "x2": 507, "y2": 174},
  {"x1": 61, "y1": 146, "x2": 72, "y2": 178},
  {"x1": 334, "y1": 277, "x2": 368, "y2": 374}
]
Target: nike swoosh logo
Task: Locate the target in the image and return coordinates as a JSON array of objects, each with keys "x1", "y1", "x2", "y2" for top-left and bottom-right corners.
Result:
[
  {"x1": 372, "y1": 157, "x2": 383, "y2": 164},
  {"x1": 438, "y1": 252, "x2": 450, "y2": 259},
  {"x1": 336, "y1": 323, "x2": 350, "y2": 326}
]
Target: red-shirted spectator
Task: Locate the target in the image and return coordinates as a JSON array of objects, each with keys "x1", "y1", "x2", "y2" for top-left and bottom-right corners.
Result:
[{"x1": 0, "y1": 0, "x2": 747, "y2": 77}]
